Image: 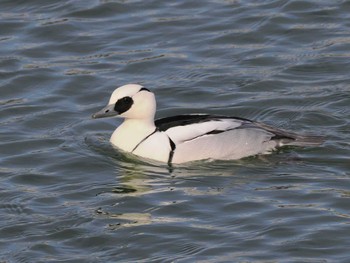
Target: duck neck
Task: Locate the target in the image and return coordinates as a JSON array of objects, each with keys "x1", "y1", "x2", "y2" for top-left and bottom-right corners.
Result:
[{"x1": 110, "y1": 117, "x2": 157, "y2": 152}]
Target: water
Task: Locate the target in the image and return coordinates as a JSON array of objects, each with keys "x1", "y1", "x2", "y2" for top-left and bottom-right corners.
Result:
[{"x1": 1, "y1": 0, "x2": 349, "y2": 262}]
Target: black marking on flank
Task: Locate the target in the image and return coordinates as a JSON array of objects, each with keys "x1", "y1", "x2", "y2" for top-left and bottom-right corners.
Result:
[
  {"x1": 139, "y1": 87, "x2": 150, "y2": 92},
  {"x1": 206, "y1": 130, "x2": 225, "y2": 135},
  {"x1": 182, "y1": 128, "x2": 238, "y2": 143},
  {"x1": 131, "y1": 128, "x2": 158, "y2": 153},
  {"x1": 167, "y1": 137, "x2": 176, "y2": 164},
  {"x1": 114, "y1": 96, "x2": 133, "y2": 114}
]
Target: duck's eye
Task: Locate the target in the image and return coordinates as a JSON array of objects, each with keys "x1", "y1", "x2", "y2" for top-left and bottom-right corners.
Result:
[
  {"x1": 114, "y1": 96, "x2": 134, "y2": 114},
  {"x1": 123, "y1": 97, "x2": 132, "y2": 103}
]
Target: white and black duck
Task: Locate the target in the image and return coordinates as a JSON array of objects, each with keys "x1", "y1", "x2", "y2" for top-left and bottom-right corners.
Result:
[{"x1": 92, "y1": 84, "x2": 324, "y2": 164}]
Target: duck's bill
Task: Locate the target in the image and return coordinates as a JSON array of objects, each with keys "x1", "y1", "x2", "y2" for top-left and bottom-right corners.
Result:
[{"x1": 92, "y1": 104, "x2": 118, "y2": 119}]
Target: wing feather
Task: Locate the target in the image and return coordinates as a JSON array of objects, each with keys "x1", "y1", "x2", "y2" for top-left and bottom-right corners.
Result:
[{"x1": 155, "y1": 115, "x2": 250, "y2": 144}]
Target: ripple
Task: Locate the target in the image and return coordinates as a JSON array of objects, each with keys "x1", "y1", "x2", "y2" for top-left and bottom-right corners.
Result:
[{"x1": 1, "y1": 0, "x2": 349, "y2": 262}]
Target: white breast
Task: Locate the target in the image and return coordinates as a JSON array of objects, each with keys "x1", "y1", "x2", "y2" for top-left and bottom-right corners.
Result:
[{"x1": 132, "y1": 132, "x2": 172, "y2": 163}]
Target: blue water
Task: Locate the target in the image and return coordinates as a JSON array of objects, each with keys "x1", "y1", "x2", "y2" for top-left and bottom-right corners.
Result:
[{"x1": 1, "y1": 0, "x2": 350, "y2": 262}]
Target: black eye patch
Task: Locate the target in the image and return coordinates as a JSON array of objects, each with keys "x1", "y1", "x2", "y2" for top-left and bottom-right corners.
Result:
[{"x1": 114, "y1": 96, "x2": 133, "y2": 114}]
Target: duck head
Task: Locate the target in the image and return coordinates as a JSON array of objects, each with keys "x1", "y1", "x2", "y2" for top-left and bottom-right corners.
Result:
[{"x1": 92, "y1": 84, "x2": 156, "y2": 120}]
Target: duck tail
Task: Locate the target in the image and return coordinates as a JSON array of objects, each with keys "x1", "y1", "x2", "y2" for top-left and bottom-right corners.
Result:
[
  {"x1": 254, "y1": 121, "x2": 325, "y2": 147},
  {"x1": 284, "y1": 134, "x2": 325, "y2": 147}
]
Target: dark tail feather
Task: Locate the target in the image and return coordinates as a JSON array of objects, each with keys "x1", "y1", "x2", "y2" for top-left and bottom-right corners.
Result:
[
  {"x1": 283, "y1": 134, "x2": 325, "y2": 147},
  {"x1": 254, "y1": 121, "x2": 325, "y2": 147}
]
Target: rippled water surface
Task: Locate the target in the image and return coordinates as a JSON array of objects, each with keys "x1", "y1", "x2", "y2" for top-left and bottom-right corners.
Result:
[{"x1": 1, "y1": 0, "x2": 350, "y2": 262}]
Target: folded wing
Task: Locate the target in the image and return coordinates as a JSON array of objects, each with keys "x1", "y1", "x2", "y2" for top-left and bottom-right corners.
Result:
[
  {"x1": 156, "y1": 114, "x2": 252, "y2": 144},
  {"x1": 155, "y1": 114, "x2": 324, "y2": 163}
]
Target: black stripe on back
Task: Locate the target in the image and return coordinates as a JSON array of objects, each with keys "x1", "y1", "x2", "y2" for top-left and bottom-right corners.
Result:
[{"x1": 155, "y1": 114, "x2": 252, "y2": 131}]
